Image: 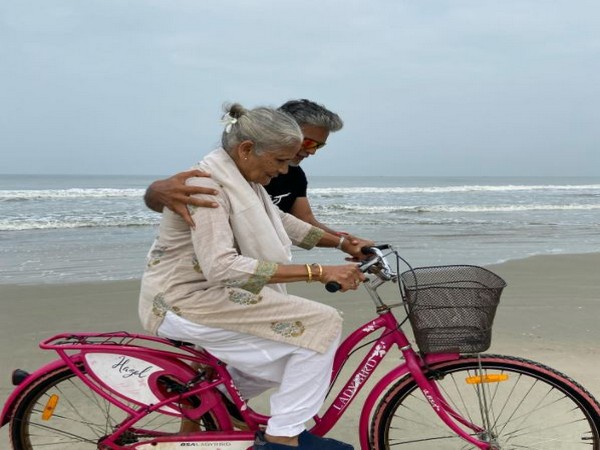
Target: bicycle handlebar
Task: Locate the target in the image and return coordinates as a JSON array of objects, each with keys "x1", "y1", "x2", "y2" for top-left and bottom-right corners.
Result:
[
  {"x1": 325, "y1": 244, "x2": 395, "y2": 293},
  {"x1": 325, "y1": 281, "x2": 342, "y2": 292}
]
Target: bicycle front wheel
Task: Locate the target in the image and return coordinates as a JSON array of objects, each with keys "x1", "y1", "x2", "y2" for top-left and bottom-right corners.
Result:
[
  {"x1": 9, "y1": 365, "x2": 223, "y2": 449},
  {"x1": 371, "y1": 354, "x2": 600, "y2": 449}
]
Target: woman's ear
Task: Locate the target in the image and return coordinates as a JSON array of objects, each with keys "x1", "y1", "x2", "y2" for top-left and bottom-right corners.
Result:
[{"x1": 238, "y1": 140, "x2": 253, "y2": 160}]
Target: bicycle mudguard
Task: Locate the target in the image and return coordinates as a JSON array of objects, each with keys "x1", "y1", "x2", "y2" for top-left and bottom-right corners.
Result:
[
  {"x1": 81, "y1": 347, "x2": 214, "y2": 420},
  {"x1": 0, "y1": 357, "x2": 74, "y2": 427},
  {"x1": 357, "y1": 352, "x2": 459, "y2": 450}
]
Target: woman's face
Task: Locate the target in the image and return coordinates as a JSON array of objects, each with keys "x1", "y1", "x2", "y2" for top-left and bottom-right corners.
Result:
[{"x1": 239, "y1": 142, "x2": 301, "y2": 185}]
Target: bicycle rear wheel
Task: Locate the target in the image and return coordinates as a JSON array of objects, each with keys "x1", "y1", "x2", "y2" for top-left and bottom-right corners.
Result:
[
  {"x1": 371, "y1": 354, "x2": 600, "y2": 449},
  {"x1": 9, "y1": 365, "x2": 224, "y2": 449}
]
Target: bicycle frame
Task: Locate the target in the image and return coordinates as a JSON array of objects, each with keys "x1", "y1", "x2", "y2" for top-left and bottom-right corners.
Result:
[
  {"x1": 1, "y1": 249, "x2": 496, "y2": 450},
  {"x1": 1, "y1": 328, "x2": 490, "y2": 450},
  {"x1": 315, "y1": 307, "x2": 490, "y2": 449}
]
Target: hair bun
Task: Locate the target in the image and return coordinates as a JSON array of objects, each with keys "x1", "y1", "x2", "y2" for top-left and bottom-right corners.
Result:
[{"x1": 226, "y1": 103, "x2": 247, "y2": 120}]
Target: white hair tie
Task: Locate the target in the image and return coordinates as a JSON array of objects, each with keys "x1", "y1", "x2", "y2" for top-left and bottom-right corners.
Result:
[{"x1": 221, "y1": 113, "x2": 238, "y2": 133}]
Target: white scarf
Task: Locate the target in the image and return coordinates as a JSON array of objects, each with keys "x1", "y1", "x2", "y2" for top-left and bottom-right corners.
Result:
[{"x1": 196, "y1": 148, "x2": 292, "y2": 288}]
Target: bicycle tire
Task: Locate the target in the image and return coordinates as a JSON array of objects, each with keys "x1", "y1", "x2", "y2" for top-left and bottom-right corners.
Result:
[
  {"x1": 9, "y1": 364, "x2": 225, "y2": 449},
  {"x1": 371, "y1": 354, "x2": 600, "y2": 449}
]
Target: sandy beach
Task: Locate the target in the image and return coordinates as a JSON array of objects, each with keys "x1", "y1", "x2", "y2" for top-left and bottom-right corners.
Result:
[{"x1": 1, "y1": 252, "x2": 599, "y2": 447}]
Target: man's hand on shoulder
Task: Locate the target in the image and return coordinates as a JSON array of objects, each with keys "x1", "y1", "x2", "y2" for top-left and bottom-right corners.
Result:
[{"x1": 144, "y1": 170, "x2": 219, "y2": 228}]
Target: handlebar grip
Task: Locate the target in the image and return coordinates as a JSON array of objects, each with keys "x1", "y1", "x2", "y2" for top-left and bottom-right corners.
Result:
[
  {"x1": 325, "y1": 281, "x2": 342, "y2": 293},
  {"x1": 362, "y1": 244, "x2": 390, "y2": 254}
]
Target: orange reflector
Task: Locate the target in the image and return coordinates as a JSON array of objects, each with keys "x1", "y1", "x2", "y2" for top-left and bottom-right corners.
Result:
[
  {"x1": 466, "y1": 374, "x2": 509, "y2": 384},
  {"x1": 42, "y1": 394, "x2": 59, "y2": 420}
]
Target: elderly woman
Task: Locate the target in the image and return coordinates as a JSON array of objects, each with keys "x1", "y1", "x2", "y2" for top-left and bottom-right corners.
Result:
[{"x1": 139, "y1": 103, "x2": 367, "y2": 450}]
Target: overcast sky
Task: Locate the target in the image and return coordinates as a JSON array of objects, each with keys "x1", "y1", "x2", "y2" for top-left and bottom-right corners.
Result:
[{"x1": 1, "y1": 0, "x2": 599, "y2": 177}]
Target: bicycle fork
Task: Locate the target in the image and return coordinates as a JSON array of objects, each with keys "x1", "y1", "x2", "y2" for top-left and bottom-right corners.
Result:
[{"x1": 402, "y1": 348, "x2": 499, "y2": 449}]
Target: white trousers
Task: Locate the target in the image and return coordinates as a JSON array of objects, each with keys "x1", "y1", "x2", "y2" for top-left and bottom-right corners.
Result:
[{"x1": 157, "y1": 311, "x2": 340, "y2": 437}]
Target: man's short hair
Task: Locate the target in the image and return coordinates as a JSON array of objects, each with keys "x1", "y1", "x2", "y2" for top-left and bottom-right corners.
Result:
[{"x1": 279, "y1": 99, "x2": 343, "y2": 132}]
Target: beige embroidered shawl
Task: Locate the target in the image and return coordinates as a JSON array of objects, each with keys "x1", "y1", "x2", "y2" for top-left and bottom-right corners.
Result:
[{"x1": 196, "y1": 148, "x2": 291, "y2": 294}]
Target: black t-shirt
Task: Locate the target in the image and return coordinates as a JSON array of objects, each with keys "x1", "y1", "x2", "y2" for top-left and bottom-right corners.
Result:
[{"x1": 265, "y1": 166, "x2": 307, "y2": 213}]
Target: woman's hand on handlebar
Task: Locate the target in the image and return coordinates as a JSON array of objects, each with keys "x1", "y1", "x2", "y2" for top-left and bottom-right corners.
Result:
[{"x1": 321, "y1": 264, "x2": 367, "y2": 292}]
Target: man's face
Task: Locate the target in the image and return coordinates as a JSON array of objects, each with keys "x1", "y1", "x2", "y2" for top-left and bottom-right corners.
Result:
[{"x1": 291, "y1": 125, "x2": 330, "y2": 166}]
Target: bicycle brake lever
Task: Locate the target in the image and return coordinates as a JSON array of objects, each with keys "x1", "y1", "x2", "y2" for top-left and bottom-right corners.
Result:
[{"x1": 328, "y1": 245, "x2": 394, "y2": 293}]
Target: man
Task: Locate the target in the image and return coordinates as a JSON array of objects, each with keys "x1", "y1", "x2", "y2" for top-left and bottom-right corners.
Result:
[{"x1": 144, "y1": 99, "x2": 366, "y2": 245}]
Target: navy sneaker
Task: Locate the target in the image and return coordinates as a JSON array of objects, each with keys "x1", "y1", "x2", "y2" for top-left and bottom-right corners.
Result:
[{"x1": 253, "y1": 430, "x2": 354, "y2": 449}]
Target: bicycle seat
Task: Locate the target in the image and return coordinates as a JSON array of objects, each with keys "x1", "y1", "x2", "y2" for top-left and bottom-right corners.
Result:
[{"x1": 167, "y1": 338, "x2": 196, "y2": 348}]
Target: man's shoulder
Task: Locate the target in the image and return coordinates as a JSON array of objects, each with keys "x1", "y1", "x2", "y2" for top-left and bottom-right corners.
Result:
[
  {"x1": 283, "y1": 165, "x2": 307, "y2": 181},
  {"x1": 289, "y1": 165, "x2": 306, "y2": 175},
  {"x1": 185, "y1": 175, "x2": 220, "y2": 190},
  {"x1": 267, "y1": 166, "x2": 306, "y2": 190}
]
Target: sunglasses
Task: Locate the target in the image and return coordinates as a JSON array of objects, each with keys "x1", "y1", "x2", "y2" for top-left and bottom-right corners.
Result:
[{"x1": 302, "y1": 137, "x2": 327, "y2": 151}]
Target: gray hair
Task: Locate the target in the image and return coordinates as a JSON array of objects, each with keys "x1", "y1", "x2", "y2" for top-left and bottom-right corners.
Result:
[
  {"x1": 278, "y1": 99, "x2": 343, "y2": 132},
  {"x1": 221, "y1": 103, "x2": 302, "y2": 155}
]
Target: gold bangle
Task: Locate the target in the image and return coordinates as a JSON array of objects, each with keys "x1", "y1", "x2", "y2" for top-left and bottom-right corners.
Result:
[
  {"x1": 313, "y1": 263, "x2": 323, "y2": 281},
  {"x1": 305, "y1": 263, "x2": 313, "y2": 283}
]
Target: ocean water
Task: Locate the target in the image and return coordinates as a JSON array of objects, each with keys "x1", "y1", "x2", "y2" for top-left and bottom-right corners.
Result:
[{"x1": 1, "y1": 174, "x2": 599, "y2": 285}]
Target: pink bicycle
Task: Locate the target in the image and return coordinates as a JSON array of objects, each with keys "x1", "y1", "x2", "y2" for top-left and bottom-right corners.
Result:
[{"x1": 2, "y1": 245, "x2": 599, "y2": 449}]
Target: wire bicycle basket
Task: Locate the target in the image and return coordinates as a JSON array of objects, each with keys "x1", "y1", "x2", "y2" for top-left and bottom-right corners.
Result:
[{"x1": 400, "y1": 265, "x2": 506, "y2": 354}]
